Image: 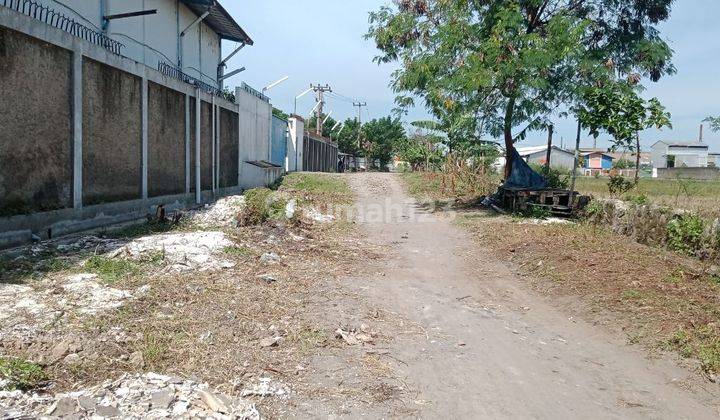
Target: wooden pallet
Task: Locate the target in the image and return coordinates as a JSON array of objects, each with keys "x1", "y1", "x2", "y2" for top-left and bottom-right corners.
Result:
[{"x1": 498, "y1": 187, "x2": 579, "y2": 216}]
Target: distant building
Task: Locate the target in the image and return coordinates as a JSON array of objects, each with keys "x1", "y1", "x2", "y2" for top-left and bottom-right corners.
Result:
[
  {"x1": 709, "y1": 153, "x2": 720, "y2": 168},
  {"x1": 582, "y1": 151, "x2": 614, "y2": 170},
  {"x1": 650, "y1": 141, "x2": 709, "y2": 169},
  {"x1": 515, "y1": 145, "x2": 576, "y2": 171}
]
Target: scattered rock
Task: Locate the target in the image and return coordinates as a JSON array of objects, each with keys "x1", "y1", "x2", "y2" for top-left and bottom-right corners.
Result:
[
  {"x1": 199, "y1": 390, "x2": 229, "y2": 413},
  {"x1": 259, "y1": 337, "x2": 281, "y2": 348},
  {"x1": 241, "y1": 378, "x2": 289, "y2": 398},
  {"x1": 150, "y1": 389, "x2": 174, "y2": 410},
  {"x1": 285, "y1": 199, "x2": 297, "y2": 219},
  {"x1": 335, "y1": 326, "x2": 376, "y2": 346},
  {"x1": 49, "y1": 397, "x2": 77, "y2": 417},
  {"x1": 257, "y1": 274, "x2": 278, "y2": 284},
  {"x1": 260, "y1": 253, "x2": 280, "y2": 264},
  {"x1": 304, "y1": 208, "x2": 335, "y2": 223}
]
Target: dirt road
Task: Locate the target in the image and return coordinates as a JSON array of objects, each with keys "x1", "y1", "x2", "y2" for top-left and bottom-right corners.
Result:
[{"x1": 310, "y1": 172, "x2": 719, "y2": 418}]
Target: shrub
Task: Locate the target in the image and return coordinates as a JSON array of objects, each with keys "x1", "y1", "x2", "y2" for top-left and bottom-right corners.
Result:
[
  {"x1": 529, "y1": 163, "x2": 570, "y2": 189},
  {"x1": 625, "y1": 193, "x2": 649, "y2": 206},
  {"x1": 608, "y1": 174, "x2": 635, "y2": 196},
  {"x1": 666, "y1": 214, "x2": 705, "y2": 256},
  {"x1": 583, "y1": 200, "x2": 603, "y2": 219}
]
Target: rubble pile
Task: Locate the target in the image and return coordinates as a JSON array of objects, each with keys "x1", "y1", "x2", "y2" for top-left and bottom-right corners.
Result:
[
  {"x1": 0, "y1": 274, "x2": 136, "y2": 341},
  {"x1": 109, "y1": 232, "x2": 236, "y2": 272},
  {"x1": 190, "y1": 196, "x2": 247, "y2": 228},
  {"x1": 0, "y1": 373, "x2": 261, "y2": 419}
]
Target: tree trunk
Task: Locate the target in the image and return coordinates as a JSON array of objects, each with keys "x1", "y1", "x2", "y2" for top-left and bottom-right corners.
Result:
[
  {"x1": 635, "y1": 132, "x2": 641, "y2": 184},
  {"x1": 503, "y1": 97, "x2": 517, "y2": 179},
  {"x1": 545, "y1": 124, "x2": 554, "y2": 174},
  {"x1": 569, "y1": 120, "x2": 582, "y2": 205}
]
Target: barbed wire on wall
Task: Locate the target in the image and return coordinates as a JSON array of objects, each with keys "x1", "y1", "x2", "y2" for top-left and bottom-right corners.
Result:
[{"x1": 1, "y1": 0, "x2": 124, "y2": 55}]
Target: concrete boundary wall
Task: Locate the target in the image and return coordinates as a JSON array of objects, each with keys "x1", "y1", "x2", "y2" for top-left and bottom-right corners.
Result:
[
  {"x1": 0, "y1": 7, "x2": 275, "y2": 248},
  {"x1": 302, "y1": 135, "x2": 338, "y2": 173},
  {"x1": 656, "y1": 167, "x2": 720, "y2": 181}
]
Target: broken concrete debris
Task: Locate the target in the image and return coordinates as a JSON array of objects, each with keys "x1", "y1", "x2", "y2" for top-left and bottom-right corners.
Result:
[
  {"x1": 0, "y1": 373, "x2": 261, "y2": 420},
  {"x1": 304, "y1": 208, "x2": 336, "y2": 223},
  {"x1": 110, "y1": 231, "x2": 236, "y2": 272},
  {"x1": 0, "y1": 274, "x2": 136, "y2": 341},
  {"x1": 190, "y1": 195, "x2": 247, "y2": 228},
  {"x1": 240, "y1": 378, "x2": 289, "y2": 398}
]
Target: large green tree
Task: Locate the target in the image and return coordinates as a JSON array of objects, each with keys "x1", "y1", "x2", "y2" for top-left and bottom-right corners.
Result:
[
  {"x1": 578, "y1": 82, "x2": 671, "y2": 183},
  {"x1": 362, "y1": 117, "x2": 406, "y2": 169},
  {"x1": 335, "y1": 118, "x2": 362, "y2": 156},
  {"x1": 367, "y1": 0, "x2": 676, "y2": 177}
]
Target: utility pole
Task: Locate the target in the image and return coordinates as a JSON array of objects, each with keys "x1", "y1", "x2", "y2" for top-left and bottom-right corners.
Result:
[
  {"x1": 311, "y1": 84, "x2": 332, "y2": 135},
  {"x1": 353, "y1": 102, "x2": 367, "y2": 149}
]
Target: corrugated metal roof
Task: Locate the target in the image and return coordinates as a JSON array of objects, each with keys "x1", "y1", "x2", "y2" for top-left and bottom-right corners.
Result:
[
  {"x1": 654, "y1": 140, "x2": 708, "y2": 148},
  {"x1": 180, "y1": 0, "x2": 253, "y2": 45},
  {"x1": 516, "y1": 145, "x2": 574, "y2": 156}
]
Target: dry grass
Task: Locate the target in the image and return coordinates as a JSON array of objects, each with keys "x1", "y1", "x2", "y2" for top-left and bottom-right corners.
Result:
[
  {"x1": 0, "y1": 174, "x2": 380, "y2": 410},
  {"x1": 459, "y1": 213, "x2": 720, "y2": 376}
]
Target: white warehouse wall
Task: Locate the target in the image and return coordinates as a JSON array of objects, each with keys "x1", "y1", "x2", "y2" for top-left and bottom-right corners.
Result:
[{"x1": 31, "y1": 0, "x2": 221, "y2": 86}]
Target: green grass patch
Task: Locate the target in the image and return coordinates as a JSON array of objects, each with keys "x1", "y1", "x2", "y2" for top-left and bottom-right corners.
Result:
[
  {"x1": 107, "y1": 220, "x2": 181, "y2": 239},
  {"x1": 0, "y1": 357, "x2": 47, "y2": 391},
  {"x1": 621, "y1": 289, "x2": 643, "y2": 300},
  {"x1": 85, "y1": 256, "x2": 139, "y2": 283},
  {"x1": 281, "y1": 173, "x2": 352, "y2": 204},
  {"x1": 223, "y1": 246, "x2": 253, "y2": 257}
]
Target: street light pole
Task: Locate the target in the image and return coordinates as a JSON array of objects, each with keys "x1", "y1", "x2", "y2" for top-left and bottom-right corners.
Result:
[
  {"x1": 262, "y1": 76, "x2": 289, "y2": 95},
  {"x1": 294, "y1": 87, "x2": 313, "y2": 115}
]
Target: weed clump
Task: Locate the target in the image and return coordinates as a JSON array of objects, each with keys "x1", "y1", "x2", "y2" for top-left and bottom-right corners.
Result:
[
  {"x1": 666, "y1": 214, "x2": 705, "y2": 257},
  {"x1": 0, "y1": 357, "x2": 47, "y2": 391},
  {"x1": 238, "y1": 188, "x2": 290, "y2": 226}
]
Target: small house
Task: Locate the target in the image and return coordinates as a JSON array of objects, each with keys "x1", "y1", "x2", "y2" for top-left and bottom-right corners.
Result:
[{"x1": 582, "y1": 151, "x2": 614, "y2": 170}]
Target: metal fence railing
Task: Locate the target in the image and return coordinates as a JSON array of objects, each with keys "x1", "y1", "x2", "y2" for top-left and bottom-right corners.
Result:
[{"x1": 2, "y1": 0, "x2": 124, "y2": 55}]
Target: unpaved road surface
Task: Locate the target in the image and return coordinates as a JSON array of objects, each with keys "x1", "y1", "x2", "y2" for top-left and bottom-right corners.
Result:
[{"x1": 304, "y1": 172, "x2": 719, "y2": 418}]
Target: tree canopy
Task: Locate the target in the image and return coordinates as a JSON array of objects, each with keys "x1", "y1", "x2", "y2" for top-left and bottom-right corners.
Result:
[
  {"x1": 367, "y1": 0, "x2": 676, "y2": 176},
  {"x1": 704, "y1": 116, "x2": 720, "y2": 133}
]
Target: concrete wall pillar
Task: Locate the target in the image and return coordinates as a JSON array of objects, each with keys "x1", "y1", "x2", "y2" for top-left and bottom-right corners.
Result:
[
  {"x1": 141, "y1": 67, "x2": 149, "y2": 199},
  {"x1": 72, "y1": 40, "x2": 83, "y2": 209},
  {"x1": 211, "y1": 96, "x2": 216, "y2": 194},
  {"x1": 287, "y1": 116, "x2": 304, "y2": 172},
  {"x1": 184, "y1": 94, "x2": 191, "y2": 194},
  {"x1": 195, "y1": 89, "x2": 201, "y2": 204},
  {"x1": 216, "y1": 103, "x2": 221, "y2": 189}
]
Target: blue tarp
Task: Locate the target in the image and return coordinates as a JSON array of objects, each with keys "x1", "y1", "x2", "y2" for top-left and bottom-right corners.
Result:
[{"x1": 502, "y1": 149, "x2": 548, "y2": 189}]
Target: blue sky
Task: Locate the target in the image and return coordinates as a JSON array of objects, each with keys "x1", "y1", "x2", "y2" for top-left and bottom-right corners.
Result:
[{"x1": 221, "y1": 1, "x2": 720, "y2": 151}]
